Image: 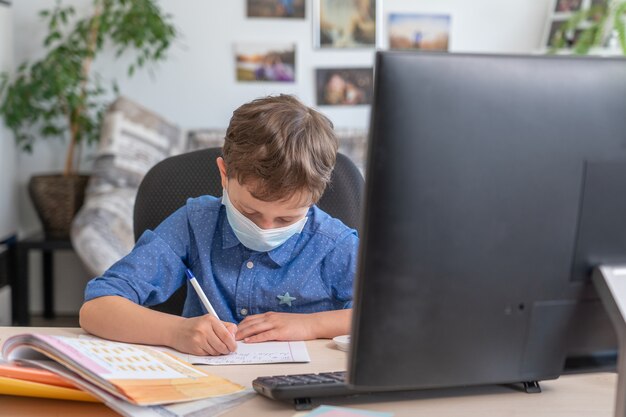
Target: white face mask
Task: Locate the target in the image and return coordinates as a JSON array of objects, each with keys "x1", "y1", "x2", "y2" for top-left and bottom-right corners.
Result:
[{"x1": 222, "y1": 188, "x2": 308, "y2": 252}]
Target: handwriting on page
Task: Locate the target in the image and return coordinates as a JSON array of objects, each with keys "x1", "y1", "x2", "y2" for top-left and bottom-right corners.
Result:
[
  {"x1": 199, "y1": 351, "x2": 294, "y2": 365},
  {"x1": 183, "y1": 341, "x2": 311, "y2": 365}
]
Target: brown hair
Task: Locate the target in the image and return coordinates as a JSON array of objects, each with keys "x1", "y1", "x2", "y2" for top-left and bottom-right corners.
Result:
[{"x1": 223, "y1": 95, "x2": 337, "y2": 204}]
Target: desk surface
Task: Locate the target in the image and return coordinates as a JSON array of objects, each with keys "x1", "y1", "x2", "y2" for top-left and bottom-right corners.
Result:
[{"x1": 0, "y1": 327, "x2": 618, "y2": 417}]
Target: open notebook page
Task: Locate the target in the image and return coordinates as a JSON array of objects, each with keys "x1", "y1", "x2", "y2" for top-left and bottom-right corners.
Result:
[{"x1": 164, "y1": 341, "x2": 311, "y2": 365}]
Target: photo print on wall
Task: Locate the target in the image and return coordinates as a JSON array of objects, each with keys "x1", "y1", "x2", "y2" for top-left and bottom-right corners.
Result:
[
  {"x1": 554, "y1": 0, "x2": 583, "y2": 12},
  {"x1": 315, "y1": 68, "x2": 373, "y2": 106},
  {"x1": 247, "y1": 0, "x2": 306, "y2": 19},
  {"x1": 313, "y1": 0, "x2": 378, "y2": 48},
  {"x1": 388, "y1": 13, "x2": 451, "y2": 51},
  {"x1": 235, "y1": 43, "x2": 296, "y2": 82}
]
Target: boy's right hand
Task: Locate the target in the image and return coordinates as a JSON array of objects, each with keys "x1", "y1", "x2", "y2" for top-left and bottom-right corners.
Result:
[{"x1": 170, "y1": 315, "x2": 238, "y2": 356}]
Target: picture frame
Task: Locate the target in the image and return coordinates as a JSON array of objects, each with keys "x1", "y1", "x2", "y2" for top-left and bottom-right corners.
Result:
[
  {"x1": 554, "y1": 0, "x2": 583, "y2": 12},
  {"x1": 315, "y1": 67, "x2": 373, "y2": 106},
  {"x1": 234, "y1": 43, "x2": 296, "y2": 83},
  {"x1": 542, "y1": 0, "x2": 609, "y2": 51},
  {"x1": 388, "y1": 13, "x2": 451, "y2": 51},
  {"x1": 545, "y1": 19, "x2": 585, "y2": 48},
  {"x1": 313, "y1": 0, "x2": 381, "y2": 49},
  {"x1": 246, "y1": 0, "x2": 306, "y2": 19}
]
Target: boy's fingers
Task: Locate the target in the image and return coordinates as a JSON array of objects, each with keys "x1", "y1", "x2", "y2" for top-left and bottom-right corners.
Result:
[
  {"x1": 207, "y1": 332, "x2": 231, "y2": 355},
  {"x1": 236, "y1": 321, "x2": 274, "y2": 340},
  {"x1": 235, "y1": 321, "x2": 254, "y2": 335},
  {"x1": 224, "y1": 322, "x2": 238, "y2": 337},
  {"x1": 238, "y1": 314, "x2": 270, "y2": 331},
  {"x1": 223, "y1": 334, "x2": 238, "y2": 353},
  {"x1": 205, "y1": 315, "x2": 236, "y2": 350},
  {"x1": 239, "y1": 314, "x2": 265, "y2": 325},
  {"x1": 200, "y1": 343, "x2": 218, "y2": 356},
  {"x1": 237, "y1": 321, "x2": 272, "y2": 339},
  {"x1": 213, "y1": 322, "x2": 237, "y2": 352},
  {"x1": 244, "y1": 330, "x2": 277, "y2": 343}
]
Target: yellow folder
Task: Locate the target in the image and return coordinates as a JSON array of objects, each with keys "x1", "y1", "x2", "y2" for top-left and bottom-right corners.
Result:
[{"x1": 0, "y1": 376, "x2": 99, "y2": 403}]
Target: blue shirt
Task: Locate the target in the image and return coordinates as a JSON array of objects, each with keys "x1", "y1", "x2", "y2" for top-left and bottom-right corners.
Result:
[{"x1": 84, "y1": 196, "x2": 359, "y2": 323}]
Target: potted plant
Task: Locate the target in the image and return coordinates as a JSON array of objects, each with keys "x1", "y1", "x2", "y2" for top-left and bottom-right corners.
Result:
[
  {"x1": 0, "y1": 0, "x2": 178, "y2": 239},
  {"x1": 550, "y1": 0, "x2": 626, "y2": 55}
]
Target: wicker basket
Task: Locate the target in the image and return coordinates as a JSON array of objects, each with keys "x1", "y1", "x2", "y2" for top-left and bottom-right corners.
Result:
[{"x1": 28, "y1": 174, "x2": 90, "y2": 239}]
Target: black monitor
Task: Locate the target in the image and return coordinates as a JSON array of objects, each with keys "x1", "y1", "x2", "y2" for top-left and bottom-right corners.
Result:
[{"x1": 350, "y1": 52, "x2": 626, "y2": 396}]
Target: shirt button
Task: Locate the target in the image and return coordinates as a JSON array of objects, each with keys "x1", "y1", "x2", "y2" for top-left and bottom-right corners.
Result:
[
  {"x1": 246, "y1": 261, "x2": 254, "y2": 269},
  {"x1": 240, "y1": 308, "x2": 248, "y2": 316}
]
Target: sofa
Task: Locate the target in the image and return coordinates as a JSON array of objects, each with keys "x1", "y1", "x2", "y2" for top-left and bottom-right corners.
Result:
[{"x1": 71, "y1": 97, "x2": 368, "y2": 276}]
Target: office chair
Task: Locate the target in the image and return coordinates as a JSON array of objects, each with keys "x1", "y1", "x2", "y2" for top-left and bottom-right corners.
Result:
[{"x1": 133, "y1": 147, "x2": 364, "y2": 315}]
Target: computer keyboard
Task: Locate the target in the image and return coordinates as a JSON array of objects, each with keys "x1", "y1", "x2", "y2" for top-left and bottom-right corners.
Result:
[{"x1": 252, "y1": 371, "x2": 359, "y2": 409}]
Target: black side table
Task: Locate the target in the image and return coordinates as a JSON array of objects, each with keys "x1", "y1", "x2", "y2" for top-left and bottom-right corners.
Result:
[{"x1": 12, "y1": 233, "x2": 73, "y2": 326}]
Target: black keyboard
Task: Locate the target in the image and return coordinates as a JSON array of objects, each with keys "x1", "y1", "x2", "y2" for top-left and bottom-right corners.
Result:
[{"x1": 253, "y1": 371, "x2": 359, "y2": 409}]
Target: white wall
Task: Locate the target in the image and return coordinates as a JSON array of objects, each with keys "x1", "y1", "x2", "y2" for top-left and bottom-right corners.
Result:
[
  {"x1": 10, "y1": 0, "x2": 553, "y2": 314},
  {"x1": 383, "y1": 0, "x2": 551, "y2": 53},
  {"x1": 1, "y1": 2, "x2": 15, "y2": 325},
  {"x1": 0, "y1": 3, "x2": 16, "y2": 242}
]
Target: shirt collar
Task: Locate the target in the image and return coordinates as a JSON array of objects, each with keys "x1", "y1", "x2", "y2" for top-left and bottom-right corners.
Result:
[
  {"x1": 220, "y1": 206, "x2": 241, "y2": 250},
  {"x1": 266, "y1": 234, "x2": 299, "y2": 267},
  {"x1": 264, "y1": 208, "x2": 315, "y2": 267}
]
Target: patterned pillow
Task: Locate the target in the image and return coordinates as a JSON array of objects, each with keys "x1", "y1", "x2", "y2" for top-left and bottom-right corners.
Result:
[
  {"x1": 186, "y1": 128, "x2": 226, "y2": 152},
  {"x1": 72, "y1": 96, "x2": 184, "y2": 275},
  {"x1": 334, "y1": 128, "x2": 368, "y2": 173},
  {"x1": 71, "y1": 188, "x2": 136, "y2": 275},
  {"x1": 89, "y1": 96, "x2": 185, "y2": 192}
]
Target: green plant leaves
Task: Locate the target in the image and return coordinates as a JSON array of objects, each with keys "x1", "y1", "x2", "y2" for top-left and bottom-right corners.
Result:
[
  {"x1": 615, "y1": 2, "x2": 626, "y2": 54},
  {"x1": 0, "y1": 0, "x2": 178, "y2": 176},
  {"x1": 549, "y1": 1, "x2": 626, "y2": 55}
]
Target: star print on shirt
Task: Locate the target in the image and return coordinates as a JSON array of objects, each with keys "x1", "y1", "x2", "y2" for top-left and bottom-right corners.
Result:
[{"x1": 277, "y1": 292, "x2": 297, "y2": 307}]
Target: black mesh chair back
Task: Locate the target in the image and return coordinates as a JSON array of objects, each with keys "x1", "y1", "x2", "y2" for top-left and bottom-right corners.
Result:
[{"x1": 133, "y1": 147, "x2": 364, "y2": 315}]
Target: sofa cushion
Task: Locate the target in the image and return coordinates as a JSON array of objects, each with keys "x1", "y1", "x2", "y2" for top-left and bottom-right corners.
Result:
[
  {"x1": 72, "y1": 97, "x2": 184, "y2": 275},
  {"x1": 89, "y1": 96, "x2": 184, "y2": 191}
]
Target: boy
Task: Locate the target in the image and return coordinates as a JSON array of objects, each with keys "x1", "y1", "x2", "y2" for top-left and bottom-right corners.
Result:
[{"x1": 79, "y1": 95, "x2": 359, "y2": 356}]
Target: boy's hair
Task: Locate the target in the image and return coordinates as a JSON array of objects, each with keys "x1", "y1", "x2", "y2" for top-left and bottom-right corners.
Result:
[{"x1": 223, "y1": 94, "x2": 338, "y2": 204}]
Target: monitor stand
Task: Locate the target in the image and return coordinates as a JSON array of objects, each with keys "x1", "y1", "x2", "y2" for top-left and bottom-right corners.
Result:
[{"x1": 593, "y1": 265, "x2": 626, "y2": 417}]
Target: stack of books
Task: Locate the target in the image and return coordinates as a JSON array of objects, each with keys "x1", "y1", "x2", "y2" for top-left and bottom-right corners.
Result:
[{"x1": 0, "y1": 333, "x2": 254, "y2": 417}]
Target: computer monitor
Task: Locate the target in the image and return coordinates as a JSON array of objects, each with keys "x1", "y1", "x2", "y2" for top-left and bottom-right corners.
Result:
[{"x1": 350, "y1": 52, "x2": 626, "y2": 394}]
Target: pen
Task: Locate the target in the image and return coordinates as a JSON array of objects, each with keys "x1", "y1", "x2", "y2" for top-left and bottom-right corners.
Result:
[
  {"x1": 186, "y1": 269, "x2": 237, "y2": 353},
  {"x1": 185, "y1": 269, "x2": 221, "y2": 320}
]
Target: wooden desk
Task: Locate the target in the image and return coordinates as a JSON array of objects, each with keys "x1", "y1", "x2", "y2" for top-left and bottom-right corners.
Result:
[{"x1": 0, "y1": 327, "x2": 618, "y2": 417}]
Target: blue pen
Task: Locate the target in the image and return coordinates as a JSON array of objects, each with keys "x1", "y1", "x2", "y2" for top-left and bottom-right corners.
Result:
[{"x1": 185, "y1": 269, "x2": 221, "y2": 320}]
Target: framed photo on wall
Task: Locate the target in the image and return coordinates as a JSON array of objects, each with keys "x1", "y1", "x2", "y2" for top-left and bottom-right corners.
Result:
[
  {"x1": 313, "y1": 0, "x2": 380, "y2": 48},
  {"x1": 234, "y1": 43, "x2": 296, "y2": 82},
  {"x1": 247, "y1": 0, "x2": 306, "y2": 19},
  {"x1": 315, "y1": 67, "x2": 373, "y2": 106},
  {"x1": 554, "y1": 0, "x2": 583, "y2": 12},
  {"x1": 545, "y1": 19, "x2": 585, "y2": 48},
  {"x1": 542, "y1": 0, "x2": 608, "y2": 51},
  {"x1": 388, "y1": 13, "x2": 451, "y2": 51}
]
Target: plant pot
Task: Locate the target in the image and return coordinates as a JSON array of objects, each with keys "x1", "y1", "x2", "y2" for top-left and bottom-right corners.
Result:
[{"x1": 28, "y1": 174, "x2": 90, "y2": 240}]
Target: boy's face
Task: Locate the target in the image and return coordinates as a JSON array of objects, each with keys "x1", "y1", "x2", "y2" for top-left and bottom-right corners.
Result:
[{"x1": 217, "y1": 157, "x2": 311, "y2": 230}]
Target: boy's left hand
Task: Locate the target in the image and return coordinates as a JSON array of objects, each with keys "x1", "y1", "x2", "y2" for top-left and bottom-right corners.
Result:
[{"x1": 236, "y1": 312, "x2": 315, "y2": 343}]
